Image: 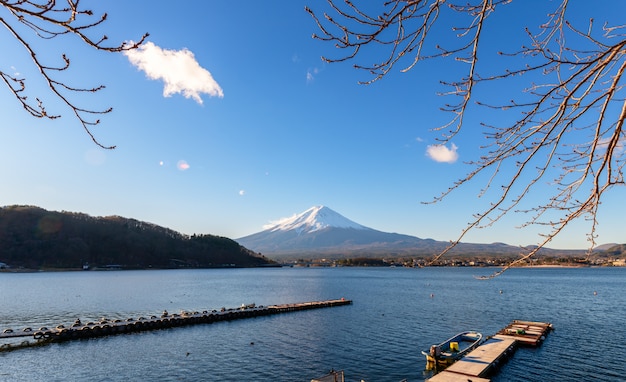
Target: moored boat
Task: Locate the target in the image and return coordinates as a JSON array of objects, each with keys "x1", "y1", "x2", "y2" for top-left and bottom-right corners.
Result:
[{"x1": 421, "y1": 331, "x2": 482, "y2": 366}]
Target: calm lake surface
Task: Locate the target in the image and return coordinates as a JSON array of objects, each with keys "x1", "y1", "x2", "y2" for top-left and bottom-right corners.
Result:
[{"x1": 0, "y1": 267, "x2": 625, "y2": 381}]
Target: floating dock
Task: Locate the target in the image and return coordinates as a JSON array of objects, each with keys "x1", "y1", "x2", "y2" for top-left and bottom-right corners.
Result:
[
  {"x1": 0, "y1": 299, "x2": 351, "y2": 352},
  {"x1": 494, "y1": 320, "x2": 553, "y2": 346},
  {"x1": 427, "y1": 320, "x2": 552, "y2": 382}
]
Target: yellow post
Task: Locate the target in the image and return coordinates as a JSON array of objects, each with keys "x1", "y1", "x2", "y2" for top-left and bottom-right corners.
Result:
[{"x1": 450, "y1": 342, "x2": 459, "y2": 352}]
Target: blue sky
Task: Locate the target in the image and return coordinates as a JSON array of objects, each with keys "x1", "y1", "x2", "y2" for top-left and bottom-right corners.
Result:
[{"x1": 1, "y1": 1, "x2": 623, "y2": 250}]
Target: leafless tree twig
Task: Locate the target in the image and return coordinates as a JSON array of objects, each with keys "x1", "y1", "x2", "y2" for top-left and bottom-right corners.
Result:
[
  {"x1": 1, "y1": 0, "x2": 148, "y2": 148},
  {"x1": 308, "y1": 0, "x2": 626, "y2": 277}
]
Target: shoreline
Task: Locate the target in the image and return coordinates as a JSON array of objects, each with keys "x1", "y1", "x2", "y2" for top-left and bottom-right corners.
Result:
[
  {"x1": 0, "y1": 264, "x2": 614, "y2": 273},
  {"x1": 521, "y1": 264, "x2": 590, "y2": 268}
]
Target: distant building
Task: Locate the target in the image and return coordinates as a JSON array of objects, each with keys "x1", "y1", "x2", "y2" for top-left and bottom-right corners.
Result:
[{"x1": 612, "y1": 259, "x2": 626, "y2": 267}]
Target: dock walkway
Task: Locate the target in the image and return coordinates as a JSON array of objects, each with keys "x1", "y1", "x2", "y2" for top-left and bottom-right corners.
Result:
[
  {"x1": 428, "y1": 320, "x2": 552, "y2": 382},
  {"x1": 0, "y1": 299, "x2": 351, "y2": 352}
]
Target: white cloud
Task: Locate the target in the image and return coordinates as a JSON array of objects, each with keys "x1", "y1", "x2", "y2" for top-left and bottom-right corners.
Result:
[
  {"x1": 124, "y1": 41, "x2": 223, "y2": 104},
  {"x1": 239, "y1": 190, "x2": 245, "y2": 196},
  {"x1": 426, "y1": 143, "x2": 459, "y2": 163}
]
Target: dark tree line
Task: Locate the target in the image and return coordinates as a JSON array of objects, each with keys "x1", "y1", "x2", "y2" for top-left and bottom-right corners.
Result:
[{"x1": 0, "y1": 206, "x2": 273, "y2": 269}]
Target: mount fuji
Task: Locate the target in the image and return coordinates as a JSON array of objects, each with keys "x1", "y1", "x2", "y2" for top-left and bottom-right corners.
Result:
[
  {"x1": 236, "y1": 206, "x2": 460, "y2": 259},
  {"x1": 236, "y1": 206, "x2": 585, "y2": 260}
]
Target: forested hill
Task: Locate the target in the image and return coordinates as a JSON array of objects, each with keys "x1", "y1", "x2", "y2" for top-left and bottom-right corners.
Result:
[{"x1": 0, "y1": 206, "x2": 275, "y2": 270}]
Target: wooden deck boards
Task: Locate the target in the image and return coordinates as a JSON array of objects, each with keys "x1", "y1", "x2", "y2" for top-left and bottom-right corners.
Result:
[
  {"x1": 445, "y1": 336, "x2": 516, "y2": 376},
  {"x1": 427, "y1": 370, "x2": 490, "y2": 382},
  {"x1": 495, "y1": 320, "x2": 552, "y2": 346}
]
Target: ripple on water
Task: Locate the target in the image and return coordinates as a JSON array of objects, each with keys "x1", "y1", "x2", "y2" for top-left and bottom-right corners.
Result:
[{"x1": 0, "y1": 267, "x2": 625, "y2": 381}]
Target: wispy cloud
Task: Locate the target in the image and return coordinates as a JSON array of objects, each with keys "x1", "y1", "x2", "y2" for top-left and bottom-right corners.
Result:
[
  {"x1": 124, "y1": 41, "x2": 223, "y2": 104},
  {"x1": 597, "y1": 136, "x2": 625, "y2": 153},
  {"x1": 177, "y1": 160, "x2": 190, "y2": 171},
  {"x1": 262, "y1": 214, "x2": 295, "y2": 230},
  {"x1": 426, "y1": 143, "x2": 459, "y2": 163},
  {"x1": 307, "y1": 67, "x2": 320, "y2": 83}
]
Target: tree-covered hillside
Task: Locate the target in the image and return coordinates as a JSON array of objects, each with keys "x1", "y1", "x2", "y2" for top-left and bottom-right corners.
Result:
[
  {"x1": 0, "y1": 206, "x2": 274, "y2": 269},
  {"x1": 597, "y1": 244, "x2": 626, "y2": 259}
]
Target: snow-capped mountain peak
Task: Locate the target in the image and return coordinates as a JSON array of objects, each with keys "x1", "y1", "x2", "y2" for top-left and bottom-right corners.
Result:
[{"x1": 266, "y1": 205, "x2": 366, "y2": 234}]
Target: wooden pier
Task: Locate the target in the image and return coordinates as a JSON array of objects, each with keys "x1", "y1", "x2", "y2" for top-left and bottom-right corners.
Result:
[
  {"x1": 0, "y1": 298, "x2": 351, "y2": 352},
  {"x1": 427, "y1": 320, "x2": 552, "y2": 382}
]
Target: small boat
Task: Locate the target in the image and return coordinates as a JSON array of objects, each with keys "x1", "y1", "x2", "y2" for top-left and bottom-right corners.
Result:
[{"x1": 421, "y1": 331, "x2": 482, "y2": 366}]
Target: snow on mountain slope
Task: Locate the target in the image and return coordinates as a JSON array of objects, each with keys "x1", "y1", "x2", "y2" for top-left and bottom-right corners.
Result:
[
  {"x1": 236, "y1": 205, "x2": 431, "y2": 256},
  {"x1": 236, "y1": 206, "x2": 584, "y2": 259},
  {"x1": 265, "y1": 205, "x2": 367, "y2": 235}
]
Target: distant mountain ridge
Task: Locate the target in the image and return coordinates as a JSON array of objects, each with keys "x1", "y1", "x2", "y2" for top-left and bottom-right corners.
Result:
[{"x1": 236, "y1": 205, "x2": 588, "y2": 259}]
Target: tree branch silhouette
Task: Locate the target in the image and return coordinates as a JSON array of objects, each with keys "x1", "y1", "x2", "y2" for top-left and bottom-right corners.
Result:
[
  {"x1": 307, "y1": 0, "x2": 626, "y2": 277},
  {"x1": 1, "y1": 0, "x2": 148, "y2": 148}
]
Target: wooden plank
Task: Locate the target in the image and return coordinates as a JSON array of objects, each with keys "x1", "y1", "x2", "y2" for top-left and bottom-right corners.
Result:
[
  {"x1": 445, "y1": 336, "x2": 516, "y2": 377},
  {"x1": 510, "y1": 320, "x2": 552, "y2": 327},
  {"x1": 496, "y1": 334, "x2": 540, "y2": 346},
  {"x1": 427, "y1": 370, "x2": 490, "y2": 382}
]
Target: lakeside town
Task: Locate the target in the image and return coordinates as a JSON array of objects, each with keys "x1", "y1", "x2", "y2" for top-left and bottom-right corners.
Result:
[{"x1": 287, "y1": 255, "x2": 626, "y2": 268}]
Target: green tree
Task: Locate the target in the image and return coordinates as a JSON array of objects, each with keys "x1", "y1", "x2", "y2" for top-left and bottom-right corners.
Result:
[
  {"x1": 0, "y1": 0, "x2": 147, "y2": 148},
  {"x1": 307, "y1": 1, "x2": 625, "y2": 277}
]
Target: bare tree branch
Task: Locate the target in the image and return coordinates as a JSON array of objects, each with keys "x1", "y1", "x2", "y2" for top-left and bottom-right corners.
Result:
[
  {"x1": 308, "y1": 0, "x2": 626, "y2": 277},
  {"x1": 0, "y1": 0, "x2": 148, "y2": 148}
]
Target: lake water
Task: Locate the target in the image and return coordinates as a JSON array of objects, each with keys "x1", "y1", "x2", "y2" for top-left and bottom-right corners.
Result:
[{"x1": 0, "y1": 267, "x2": 625, "y2": 381}]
